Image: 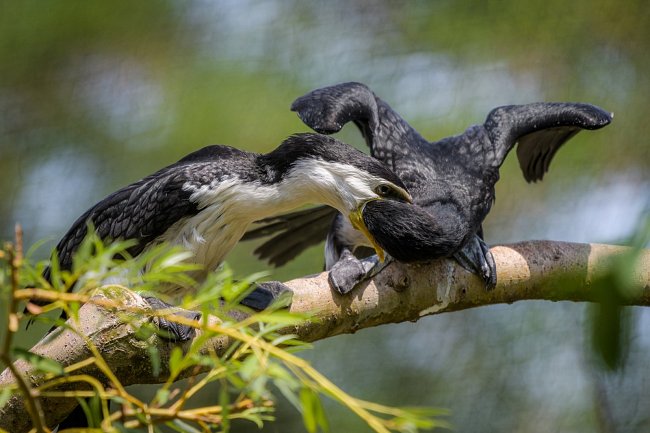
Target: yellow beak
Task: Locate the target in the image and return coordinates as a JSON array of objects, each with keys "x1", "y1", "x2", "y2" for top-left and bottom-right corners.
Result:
[
  {"x1": 397, "y1": 187, "x2": 413, "y2": 204},
  {"x1": 348, "y1": 202, "x2": 385, "y2": 262}
]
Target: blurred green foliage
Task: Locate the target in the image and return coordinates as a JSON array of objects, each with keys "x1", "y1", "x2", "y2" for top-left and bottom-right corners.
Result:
[
  {"x1": 0, "y1": 233, "x2": 446, "y2": 432},
  {"x1": 0, "y1": 1, "x2": 648, "y2": 432}
]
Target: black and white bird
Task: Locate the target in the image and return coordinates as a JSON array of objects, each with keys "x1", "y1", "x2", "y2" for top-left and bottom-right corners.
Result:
[
  {"x1": 46, "y1": 131, "x2": 413, "y2": 430},
  {"x1": 39, "y1": 132, "x2": 411, "y2": 331},
  {"x1": 244, "y1": 82, "x2": 612, "y2": 293}
]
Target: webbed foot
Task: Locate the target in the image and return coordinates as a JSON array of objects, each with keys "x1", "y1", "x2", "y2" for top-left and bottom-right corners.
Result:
[
  {"x1": 479, "y1": 238, "x2": 497, "y2": 289},
  {"x1": 240, "y1": 281, "x2": 293, "y2": 311},
  {"x1": 453, "y1": 236, "x2": 497, "y2": 290},
  {"x1": 328, "y1": 251, "x2": 391, "y2": 295},
  {"x1": 143, "y1": 296, "x2": 201, "y2": 342}
]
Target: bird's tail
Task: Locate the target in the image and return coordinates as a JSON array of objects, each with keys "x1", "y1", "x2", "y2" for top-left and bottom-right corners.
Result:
[
  {"x1": 484, "y1": 102, "x2": 612, "y2": 182},
  {"x1": 242, "y1": 205, "x2": 337, "y2": 267}
]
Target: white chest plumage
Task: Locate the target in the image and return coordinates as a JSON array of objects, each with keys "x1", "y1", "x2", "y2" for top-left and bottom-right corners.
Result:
[
  {"x1": 157, "y1": 179, "x2": 277, "y2": 278},
  {"x1": 147, "y1": 159, "x2": 382, "y2": 297}
]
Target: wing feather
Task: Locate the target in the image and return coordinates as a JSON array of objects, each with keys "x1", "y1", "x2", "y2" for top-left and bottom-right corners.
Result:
[
  {"x1": 243, "y1": 205, "x2": 337, "y2": 267},
  {"x1": 484, "y1": 102, "x2": 612, "y2": 181},
  {"x1": 517, "y1": 127, "x2": 581, "y2": 182},
  {"x1": 45, "y1": 144, "x2": 251, "y2": 280}
]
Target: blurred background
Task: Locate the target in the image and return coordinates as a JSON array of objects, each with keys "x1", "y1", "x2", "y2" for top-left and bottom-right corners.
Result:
[{"x1": 1, "y1": 1, "x2": 648, "y2": 432}]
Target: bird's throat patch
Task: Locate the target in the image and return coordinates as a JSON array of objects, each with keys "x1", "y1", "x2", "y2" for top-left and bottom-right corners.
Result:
[{"x1": 349, "y1": 201, "x2": 385, "y2": 262}]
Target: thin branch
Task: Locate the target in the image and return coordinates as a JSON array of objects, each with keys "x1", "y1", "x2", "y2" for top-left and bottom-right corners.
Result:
[
  {"x1": 0, "y1": 226, "x2": 49, "y2": 433},
  {"x1": 0, "y1": 241, "x2": 648, "y2": 432}
]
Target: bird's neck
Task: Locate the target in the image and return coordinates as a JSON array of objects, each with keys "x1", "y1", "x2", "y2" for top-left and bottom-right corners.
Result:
[
  {"x1": 189, "y1": 166, "x2": 347, "y2": 224},
  {"x1": 272, "y1": 159, "x2": 360, "y2": 217}
]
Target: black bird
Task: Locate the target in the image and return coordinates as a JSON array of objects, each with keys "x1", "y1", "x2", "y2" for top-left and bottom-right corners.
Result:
[
  {"x1": 244, "y1": 82, "x2": 612, "y2": 293},
  {"x1": 38, "y1": 132, "x2": 411, "y2": 336}
]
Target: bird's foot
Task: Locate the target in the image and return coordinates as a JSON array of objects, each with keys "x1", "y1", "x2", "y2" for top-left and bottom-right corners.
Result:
[
  {"x1": 453, "y1": 236, "x2": 497, "y2": 290},
  {"x1": 328, "y1": 251, "x2": 391, "y2": 295},
  {"x1": 479, "y1": 238, "x2": 497, "y2": 289},
  {"x1": 240, "y1": 281, "x2": 293, "y2": 311},
  {"x1": 143, "y1": 296, "x2": 201, "y2": 342}
]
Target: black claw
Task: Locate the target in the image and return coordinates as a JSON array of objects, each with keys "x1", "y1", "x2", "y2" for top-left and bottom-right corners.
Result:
[
  {"x1": 144, "y1": 296, "x2": 201, "y2": 342},
  {"x1": 328, "y1": 250, "x2": 368, "y2": 295},
  {"x1": 240, "y1": 282, "x2": 293, "y2": 311},
  {"x1": 453, "y1": 236, "x2": 497, "y2": 291},
  {"x1": 327, "y1": 251, "x2": 389, "y2": 295},
  {"x1": 479, "y1": 240, "x2": 497, "y2": 290}
]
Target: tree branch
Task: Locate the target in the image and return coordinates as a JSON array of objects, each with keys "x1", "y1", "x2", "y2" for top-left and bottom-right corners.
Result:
[{"x1": 1, "y1": 241, "x2": 649, "y2": 431}]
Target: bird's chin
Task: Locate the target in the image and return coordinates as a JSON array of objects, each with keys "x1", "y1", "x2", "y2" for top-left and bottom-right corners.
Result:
[{"x1": 348, "y1": 203, "x2": 385, "y2": 262}]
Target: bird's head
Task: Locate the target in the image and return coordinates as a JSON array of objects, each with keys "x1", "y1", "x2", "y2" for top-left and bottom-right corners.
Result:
[{"x1": 262, "y1": 133, "x2": 412, "y2": 260}]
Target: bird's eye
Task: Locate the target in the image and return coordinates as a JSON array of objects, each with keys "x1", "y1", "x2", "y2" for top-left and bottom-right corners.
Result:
[{"x1": 375, "y1": 184, "x2": 393, "y2": 197}]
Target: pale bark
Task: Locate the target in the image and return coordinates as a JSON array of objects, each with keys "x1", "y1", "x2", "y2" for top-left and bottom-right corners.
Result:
[{"x1": 1, "y1": 241, "x2": 649, "y2": 432}]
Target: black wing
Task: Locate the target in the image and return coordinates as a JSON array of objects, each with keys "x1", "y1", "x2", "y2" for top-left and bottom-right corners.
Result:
[
  {"x1": 45, "y1": 169, "x2": 198, "y2": 281},
  {"x1": 44, "y1": 144, "x2": 254, "y2": 282},
  {"x1": 291, "y1": 82, "x2": 426, "y2": 168},
  {"x1": 484, "y1": 103, "x2": 612, "y2": 182},
  {"x1": 243, "y1": 205, "x2": 337, "y2": 267}
]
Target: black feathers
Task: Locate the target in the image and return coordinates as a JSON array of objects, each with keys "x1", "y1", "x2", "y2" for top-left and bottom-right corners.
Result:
[
  {"x1": 44, "y1": 132, "x2": 406, "y2": 284},
  {"x1": 44, "y1": 150, "x2": 245, "y2": 280},
  {"x1": 245, "y1": 82, "x2": 612, "y2": 289},
  {"x1": 484, "y1": 102, "x2": 612, "y2": 181},
  {"x1": 242, "y1": 205, "x2": 337, "y2": 267},
  {"x1": 362, "y1": 200, "x2": 467, "y2": 262},
  {"x1": 260, "y1": 133, "x2": 407, "y2": 191},
  {"x1": 291, "y1": 82, "x2": 380, "y2": 135}
]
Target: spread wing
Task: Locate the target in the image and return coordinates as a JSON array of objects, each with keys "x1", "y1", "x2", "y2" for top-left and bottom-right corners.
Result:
[
  {"x1": 46, "y1": 170, "x2": 198, "y2": 280},
  {"x1": 484, "y1": 102, "x2": 612, "y2": 182},
  {"x1": 44, "y1": 144, "x2": 251, "y2": 282},
  {"x1": 516, "y1": 127, "x2": 581, "y2": 182},
  {"x1": 291, "y1": 82, "x2": 426, "y2": 169}
]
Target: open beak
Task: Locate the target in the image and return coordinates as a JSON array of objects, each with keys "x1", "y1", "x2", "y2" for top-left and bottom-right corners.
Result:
[{"x1": 349, "y1": 202, "x2": 385, "y2": 262}]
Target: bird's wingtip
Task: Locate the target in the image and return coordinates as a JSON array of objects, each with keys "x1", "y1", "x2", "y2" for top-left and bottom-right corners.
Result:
[{"x1": 595, "y1": 107, "x2": 614, "y2": 127}]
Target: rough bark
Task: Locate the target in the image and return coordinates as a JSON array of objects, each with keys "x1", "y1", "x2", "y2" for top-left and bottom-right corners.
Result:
[{"x1": 1, "y1": 241, "x2": 649, "y2": 432}]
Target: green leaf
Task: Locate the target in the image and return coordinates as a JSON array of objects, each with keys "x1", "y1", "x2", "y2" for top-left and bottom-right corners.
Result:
[
  {"x1": 239, "y1": 355, "x2": 259, "y2": 381},
  {"x1": 168, "y1": 346, "x2": 184, "y2": 375},
  {"x1": 275, "y1": 380, "x2": 301, "y2": 412},
  {"x1": 48, "y1": 250, "x2": 62, "y2": 291},
  {"x1": 89, "y1": 393, "x2": 101, "y2": 428},
  {"x1": 250, "y1": 375, "x2": 270, "y2": 399},
  {"x1": 76, "y1": 394, "x2": 102, "y2": 428},
  {"x1": 234, "y1": 412, "x2": 266, "y2": 428},
  {"x1": 0, "y1": 387, "x2": 13, "y2": 408},
  {"x1": 158, "y1": 250, "x2": 194, "y2": 269},
  {"x1": 155, "y1": 388, "x2": 170, "y2": 406},
  {"x1": 220, "y1": 380, "x2": 230, "y2": 433},
  {"x1": 12, "y1": 347, "x2": 64, "y2": 375},
  {"x1": 68, "y1": 300, "x2": 81, "y2": 322},
  {"x1": 111, "y1": 396, "x2": 126, "y2": 405},
  {"x1": 148, "y1": 345, "x2": 161, "y2": 377},
  {"x1": 171, "y1": 419, "x2": 202, "y2": 433},
  {"x1": 313, "y1": 392, "x2": 329, "y2": 433},
  {"x1": 252, "y1": 311, "x2": 308, "y2": 326},
  {"x1": 300, "y1": 387, "x2": 318, "y2": 433},
  {"x1": 299, "y1": 387, "x2": 329, "y2": 433}
]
